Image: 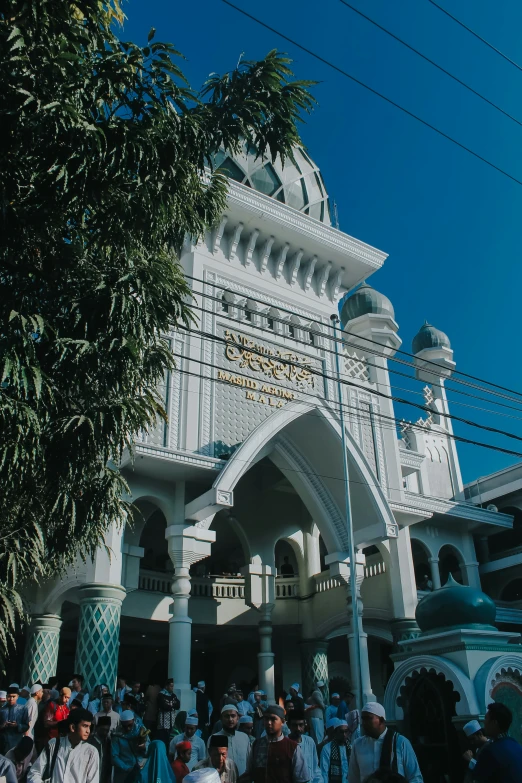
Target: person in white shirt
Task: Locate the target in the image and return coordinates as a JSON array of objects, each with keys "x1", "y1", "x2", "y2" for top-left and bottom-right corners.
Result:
[
  {"x1": 320, "y1": 719, "x2": 350, "y2": 783},
  {"x1": 170, "y1": 716, "x2": 207, "y2": 770},
  {"x1": 325, "y1": 694, "x2": 342, "y2": 724},
  {"x1": 238, "y1": 716, "x2": 255, "y2": 746},
  {"x1": 27, "y1": 708, "x2": 99, "y2": 783},
  {"x1": 67, "y1": 676, "x2": 88, "y2": 709},
  {"x1": 94, "y1": 693, "x2": 121, "y2": 733},
  {"x1": 25, "y1": 684, "x2": 44, "y2": 738},
  {"x1": 348, "y1": 702, "x2": 423, "y2": 783},
  {"x1": 234, "y1": 691, "x2": 252, "y2": 719},
  {"x1": 209, "y1": 704, "x2": 251, "y2": 776},
  {"x1": 288, "y1": 709, "x2": 322, "y2": 783}
]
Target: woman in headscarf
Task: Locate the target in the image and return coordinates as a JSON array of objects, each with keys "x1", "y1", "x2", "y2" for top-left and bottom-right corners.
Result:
[
  {"x1": 137, "y1": 739, "x2": 176, "y2": 782},
  {"x1": 6, "y1": 736, "x2": 34, "y2": 781}
]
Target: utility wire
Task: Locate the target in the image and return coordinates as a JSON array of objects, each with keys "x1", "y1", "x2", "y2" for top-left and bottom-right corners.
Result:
[
  {"x1": 186, "y1": 273, "x2": 522, "y2": 405},
  {"x1": 168, "y1": 348, "x2": 522, "y2": 460},
  {"x1": 221, "y1": 0, "x2": 522, "y2": 189},
  {"x1": 339, "y1": 0, "x2": 522, "y2": 128},
  {"x1": 427, "y1": 0, "x2": 522, "y2": 73},
  {"x1": 187, "y1": 288, "x2": 522, "y2": 418},
  {"x1": 177, "y1": 323, "x2": 522, "y2": 447}
]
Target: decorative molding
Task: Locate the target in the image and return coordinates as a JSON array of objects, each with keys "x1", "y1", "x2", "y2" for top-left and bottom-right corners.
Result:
[
  {"x1": 289, "y1": 250, "x2": 303, "y2": 285},
  {"x1": 317, "y1": 261, "x2": 332, "y2": 296},
  {"x1": 260, "y1": 236, "x2": 275, "y2": 273},
  {"x1": 245, "y1": 228, "x2": 259, "y2": 267},
  {"x1": 134, "y1": 444, "x2": 225, "y2": 470},
  {"x1": 330, "y1": 267, "x2": 344, "y2": 300},
  {"x1": 304, "y1": 255, "x2": 318, "y2": 292},
  {"x1": 229, "y1": 222, "x2": 244, "y2": 261},
  {"x1": 213, "y1": 215, "x2": 228, "y2": 253},
  {"x1": 275, "y1": 243, "x2": 290, "y2": 280}
]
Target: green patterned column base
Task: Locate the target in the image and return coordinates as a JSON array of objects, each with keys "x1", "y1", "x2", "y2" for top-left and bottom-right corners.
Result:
[
  {"x1": 21, "y1": 614, "x2": 62, "y2": 685},
  {"x1": 75, "y1": 583, "x2": 125, "y2": 694},
  {"x1": 300, "y1": 639, "x2": 329, "y2": 702}
]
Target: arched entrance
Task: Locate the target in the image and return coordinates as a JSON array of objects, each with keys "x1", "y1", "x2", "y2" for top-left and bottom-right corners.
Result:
[{"x1": 400, "y1": 668, "x2": 463, "y2": 783}]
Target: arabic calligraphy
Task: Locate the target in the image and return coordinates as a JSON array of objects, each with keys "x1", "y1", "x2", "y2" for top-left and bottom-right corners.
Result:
[{"x1": 224, "y1": 330, "x2": 315, "y2": 388}]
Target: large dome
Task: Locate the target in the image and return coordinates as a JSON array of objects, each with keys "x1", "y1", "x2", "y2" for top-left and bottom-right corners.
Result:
[
  {"x1": 213, "y1": 142, "x2": 331, "y2": 225},
  {"x1": 415, "y1": 575, "x2": 497, "y2": 634},
  {"x1": 340, "y1": 282, "x2": 395, "y2": 325}
]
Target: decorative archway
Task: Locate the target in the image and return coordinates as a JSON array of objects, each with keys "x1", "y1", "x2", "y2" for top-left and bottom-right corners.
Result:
[
  {"x1": 208, "y1": 400, "x2": 398, "y2": 553},
  {"x1": 476, "y1": 655, "x2": 522, "y2": 744}
]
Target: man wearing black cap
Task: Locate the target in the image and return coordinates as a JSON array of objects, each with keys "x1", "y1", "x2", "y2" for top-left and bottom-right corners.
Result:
[
  {"x1": 88, "y1": 715, "x2": 112, "y2": 783},
  {"x1": 0, "y1": 688, "x2": 29, "y2": 752},
  {"x1": 195, "y1": 734, "x2": 239, "y2": 782},
  {"x1": 247, "y1": 704, "x2": 310, "y2": 783}
]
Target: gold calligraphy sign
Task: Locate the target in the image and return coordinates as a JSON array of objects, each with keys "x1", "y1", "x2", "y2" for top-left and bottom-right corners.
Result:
[{"x1": 224, "y1": 330, "x2": 315, "y2": 389}]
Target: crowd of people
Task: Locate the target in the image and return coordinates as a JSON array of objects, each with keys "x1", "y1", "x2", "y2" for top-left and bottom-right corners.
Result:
[{"x1": 0, "y1": 675, "x2": 520, "y2": 782}]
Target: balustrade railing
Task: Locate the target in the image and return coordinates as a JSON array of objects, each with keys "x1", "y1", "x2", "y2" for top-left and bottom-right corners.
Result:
[{"x1": 138, "y1": 560, "x2": 385, "y2": 599}]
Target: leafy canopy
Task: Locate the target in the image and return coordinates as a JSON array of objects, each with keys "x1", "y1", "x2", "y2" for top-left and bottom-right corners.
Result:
[{"x1": 0, "y1": 0, "x2": 316, "y2": 664}]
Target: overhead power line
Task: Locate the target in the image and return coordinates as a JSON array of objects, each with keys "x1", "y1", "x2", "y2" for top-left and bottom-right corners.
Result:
[
  {"x1": 221, "y1": 0, "x2": 522, "y2": 189},
  {"x1": 339, "y1": 0, "x2": 522, "y2": 128},
  {"x1": 185, "y1": 272, "x2": 522, "y2": 404},
  {"x1": 427, "y1": 0, "x2": 522, "y2": 73},
  {"x1": 169, "y1": 345, "x2": 522, "y2": 460},
  {"x1": 177, "y1": 323, "x2": 522, "y2": 448}
]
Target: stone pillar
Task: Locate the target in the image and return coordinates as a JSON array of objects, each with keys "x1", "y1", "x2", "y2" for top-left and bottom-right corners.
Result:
[
  {"x1": 300, "y1": 639, "x2": 329, "y2": 702},
  {"x1": 476, "y1": 536, "x2": 489, "y2": 565},
  {"x1": 75, "y1": 583, "x2": 126, "y2": 693},
  {"x1": 258, "y1": 605, "x2": 275, "y2": 703},
  {"x1": 242, "y1": 559, "x2": 276, "y2": 703},
  {"x1": 326, "y1": 551, "x2": 375, "y2": 706},
  {"x1": 21, "y1": 614, "x2": 62, "y2": 685},
  {"x1": 429, "y1": 557, "x2": 442, "y2": 590},
  {"x1": 462, "y1": 561, "x2": 481, "y2": 589},
  {"x1": 166, "y1": 523, "x2": 215, "y2": 710}
]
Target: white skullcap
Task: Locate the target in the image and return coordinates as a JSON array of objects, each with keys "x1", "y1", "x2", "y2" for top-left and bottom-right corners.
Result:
[
  {"x1": 188, "y1": 709, "x2": 198, "y2": 717},
  {"x1": 316, "y1": 680, "x2": 325, "y2": 688},
  {"x1": 197, "y1": 681, "x2": 205, "y2": 688},
  {"x1": 9, "y1": 683, "x2": 19, "y2": 688},
  {"x1": 120, "y1": 710, "x2": 135, "y2": 721},
  {"x1": 221, "y1": 704, "x2": 238, "y2": 714},
  {"x1": 285, "y1": 694, "x2": 293, "y2": 701},
  {"x1": 463, "y1": 720, "x2": 482, "y2": 737},
  {"x1": 290, "y1": 683, "x2": 300, "y2": 691},
  {"x1": 362, "y1": 702, "x2": 386, "y2": 720},
  {"x1": 331, "y1": 693, "x2": 340, "y2": 698},
  {"x1": 239, "y1": 715, "x2": 253, "y2": 724},
  {"x1": 326, "y1": 717, "x2": 341, "y2": 729},
  {"x1": 338, "y1": 720, "x2": 348, "y2": 727},
  {"x1": 254, "y1": 690, "x2": 262, "y2": 695},
  {"x1": 0, "y1": 691, "x2": 6, "y2": 699},
  {"x1": 185, "y1": 717, "x2": 199, "y2": 725},
  {"x1": 184, "y1": 770, "x2": 220, "y2": 783},
  {"x1": 68, "y1": 681, "x2": 74, "y2": 687},
  {"x1": 20, "y1": 686, "x2": 30, "y2": 693},
  {"x1": 30, "y1": 684, "x2": 43, "y2": 695}
]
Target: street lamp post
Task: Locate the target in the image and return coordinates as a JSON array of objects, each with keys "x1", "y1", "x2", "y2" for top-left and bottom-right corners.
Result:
[{"x1": 331, "y1": 314, "x2": 364, "y2": 710}]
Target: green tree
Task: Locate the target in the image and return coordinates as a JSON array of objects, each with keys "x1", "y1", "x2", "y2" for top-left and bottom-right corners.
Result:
[{"x1": 0, "y1": 0, "x2": 315, "y2": 664}]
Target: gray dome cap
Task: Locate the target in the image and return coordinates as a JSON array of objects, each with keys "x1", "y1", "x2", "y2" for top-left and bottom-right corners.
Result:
[
  {"x1": 412, "y1": 322, "x2": 451, "y2": 354},
  {"x1": 340, "y1": 282, "x2": 395, "y2": 325}
]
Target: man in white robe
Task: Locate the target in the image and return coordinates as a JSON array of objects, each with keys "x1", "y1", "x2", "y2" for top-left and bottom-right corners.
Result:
[
  {"x1": 320, "y1": 720, "x2": 350, "y2": 783},
  {"x1": 28, "y1": 708, "x2": 99, "y2": 783},
  {"x1": 288, "y1": 710, "x2": 322, "y2": 783},
  {"x1": 25, "y1": 684, "x2": 44, "y2": 738},
  {"x1": 348, "y1": 702, "x2": 423, "y2": 783},
  {"x1": 305, "y1": 681, "x2": 325, "y2": 745},
  {"x1": 170, "y1": 716, "x2": 207, "y2": 770},
  {"x1": 210, "y1": 704, "x2": 251, "y2": 776}
]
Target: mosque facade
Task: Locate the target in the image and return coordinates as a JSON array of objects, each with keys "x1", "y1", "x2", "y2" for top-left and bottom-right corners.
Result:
[{"x1": 18, "y1": 145, "x2": 522, "y2": 769}]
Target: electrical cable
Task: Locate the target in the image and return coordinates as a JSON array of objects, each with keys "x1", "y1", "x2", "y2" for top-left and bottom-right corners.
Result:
[
  {"x1": 221, "y1": 0, "x2": 522, "y2": 189},
  {"x1": 427, "y1": 0, "x2": 522, "y2": 73},
  {"x1": 164, "y1": 351, "x2": 522, "y2": 462},
  {"x1": 185, "y1": 272, "x2": 522, "y2": 403},
  {"x1": 173, "y1": 324, "x2": 522, "y2": 449},
  {"x1": 187, "y1": 291, "x2": 522, "y2": 422},
  {"x1": 339, "y1": 0, "x2": 522, "y2": 128}
]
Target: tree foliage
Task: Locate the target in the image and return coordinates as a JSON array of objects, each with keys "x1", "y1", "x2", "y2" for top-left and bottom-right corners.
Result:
[{"x1": 0, "y1": 0, "x2": 316, "y2": 666}]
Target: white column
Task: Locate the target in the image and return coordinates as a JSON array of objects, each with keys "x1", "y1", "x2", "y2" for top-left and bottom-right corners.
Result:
[
  {"x1": 462, "y1": 560, "x2": 481, "y2": 589},
  {"x1": 166, "y1": 523, "x2": 215, "y2": 710},
  {"x1": 242, "y1": 559, "x2": 276, "y2": 703},
  {"x1": 429, "y1": 557, "x2": 442, "y2": 590},
  {"x1": 258, "y1": 605, "x2": 275, "y2": 702}
]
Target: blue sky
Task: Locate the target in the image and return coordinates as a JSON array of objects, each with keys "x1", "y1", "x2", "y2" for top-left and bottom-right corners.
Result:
[{"x1": 122, "y1": 0, "x2": 522, "y2": 484}]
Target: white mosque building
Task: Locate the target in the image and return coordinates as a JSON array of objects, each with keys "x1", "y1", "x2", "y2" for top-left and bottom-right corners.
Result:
[{"x1": 19, "y1": 143, "x2": 522, "y2": 776}]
